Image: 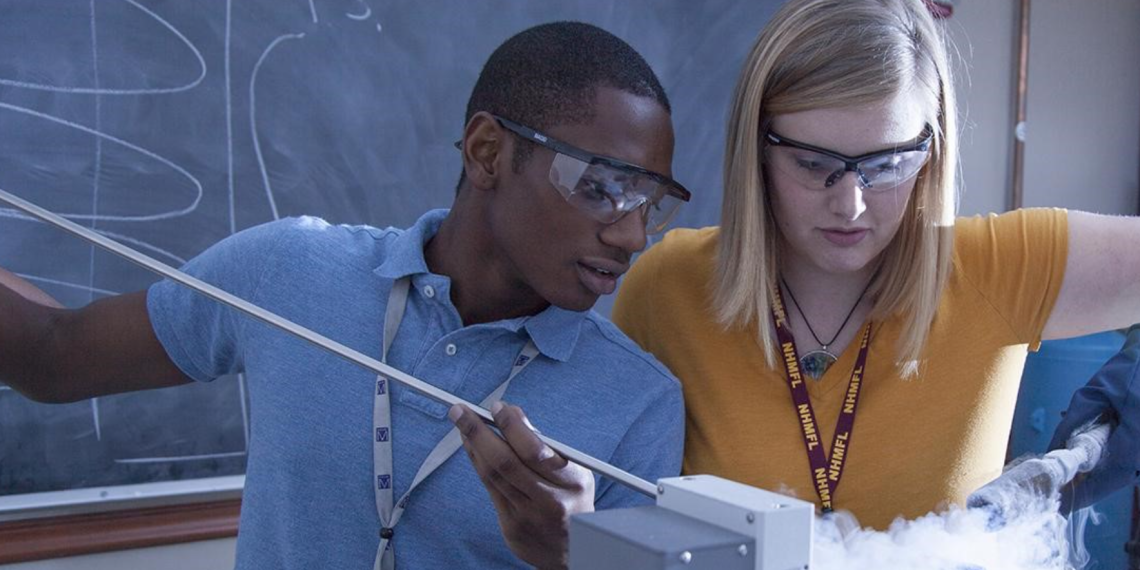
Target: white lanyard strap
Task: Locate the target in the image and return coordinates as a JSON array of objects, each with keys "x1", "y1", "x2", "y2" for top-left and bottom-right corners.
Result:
[
  {"x1": 373, "y1": 277, "x2": 538, "y2": 570},
  {"x1": 382, "y1": 278, "x2": 410, "y2": 360}
]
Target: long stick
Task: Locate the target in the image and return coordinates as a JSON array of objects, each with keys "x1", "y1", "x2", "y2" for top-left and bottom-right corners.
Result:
[{"x1": 0, "y1": 188, "x2": 657, "y2": 498}]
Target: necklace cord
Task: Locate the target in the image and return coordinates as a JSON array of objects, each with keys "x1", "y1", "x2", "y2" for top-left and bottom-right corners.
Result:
[{"x1": 780, "y1": 276, "x2": 874, "y2": 348}]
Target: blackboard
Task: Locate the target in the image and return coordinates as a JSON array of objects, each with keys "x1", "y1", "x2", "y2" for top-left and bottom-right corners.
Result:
[{"x1": 0, "y1": 0, "x2": 779, "y2": 510}]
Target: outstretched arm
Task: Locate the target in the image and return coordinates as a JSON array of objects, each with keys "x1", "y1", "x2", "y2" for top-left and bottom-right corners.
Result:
[
  {"x1": 0, "y1": 270, "x2": 189, "y2": 403},
  {"x1": 0, "y1": 268, "x2": 63, "y2": 308},
  {"x1": 1043, "y1": 211, "x2": 1140, "y2": 340}
]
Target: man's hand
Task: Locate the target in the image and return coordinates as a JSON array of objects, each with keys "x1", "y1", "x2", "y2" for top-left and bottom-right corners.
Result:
[
  {"x1": 1049, "y1": 325, "x2": 1140, "y2": 511},
  {"x1": 449, "y1": 401, "x2": 594, "y2": 570}
]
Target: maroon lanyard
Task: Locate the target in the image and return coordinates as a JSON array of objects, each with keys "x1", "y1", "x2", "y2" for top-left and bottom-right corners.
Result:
[{"x1": 770, "y1": 287, "x2": 871, "y2": 513}]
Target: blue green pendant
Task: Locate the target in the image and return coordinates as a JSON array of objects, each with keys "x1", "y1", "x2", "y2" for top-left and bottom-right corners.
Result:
[{"x1": 800, "y1": 349, "x2": 837, "y2": 380}]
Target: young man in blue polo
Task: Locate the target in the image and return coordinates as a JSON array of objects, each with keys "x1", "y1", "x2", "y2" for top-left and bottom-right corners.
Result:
[{"x1": 0, "y1": 22, "x2": 689, "y2": 569}]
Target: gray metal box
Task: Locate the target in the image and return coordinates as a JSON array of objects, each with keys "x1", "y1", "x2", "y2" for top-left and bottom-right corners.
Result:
[{"x1": 569, "y1": 505, "x2": 755, "y2": 570}]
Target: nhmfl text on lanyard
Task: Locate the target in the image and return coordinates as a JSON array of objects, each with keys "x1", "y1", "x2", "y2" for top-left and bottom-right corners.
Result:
[
  {"x1": 372, "y1": 277, "x2": 539, "y2": 570},
  {"x1": 770, "y1": 287, "x2": 871, "y2": 513}
]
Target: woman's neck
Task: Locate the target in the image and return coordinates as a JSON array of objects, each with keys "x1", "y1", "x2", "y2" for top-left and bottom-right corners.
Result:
[
  {"x1": 778, "y1": 257, "x2": 878, "y2": 355},
  {"x1": 782, "y1": 253, "x2": 876, "y2": 302}
]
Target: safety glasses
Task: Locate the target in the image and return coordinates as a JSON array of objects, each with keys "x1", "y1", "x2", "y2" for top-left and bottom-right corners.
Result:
[
  {"x1": 491, "y1": 115, "x2": 691, "y2": 234},
  {"x1": 764, "y1": 125, "x2": 934, "y2": 191}
]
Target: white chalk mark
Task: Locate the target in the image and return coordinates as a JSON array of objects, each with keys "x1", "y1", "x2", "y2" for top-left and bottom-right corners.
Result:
[
  {"x1": 227, "y1": 1, "x2": 255, "y2": 454},
  {"x1": 114, "y1": 451, "x2": 247, "y2": 464},
  {"x1": 18, "y1": 274, "x2": 120, "y2": 297},
  {"x1": 225, "y1": 0, "x2": 235, "y2": 236},
  {"x1": 308, "y1": 0, "x2": 318, "y2": 23},
  {"x1": 0, "y1": 0, "x2": 248, "y2": 476},
  {"x1": 346, "y1": 6, "x2": 371, "y2": 20},
  {"x1": 1, "y1": 209, "x2": 188, "y2": 266},
  {"x1": 93, "y1": 229, "x2": 187, "y2": 266},
  {"x1": 88, "y1": 0, "x2": 104, "y2": 302},
  {"x1": 237, "y1": 373, "x2": 250, "y2": 451},
  {"x1": 0, "y1": 0, "x2": 206, "y2": 95},
  {"x1": 89, "y1": 0, "x2": 105, "y2": 443},
  {"x1": 90, "y1": 398, "x2": 102, "y2": 441},
  {"x1": 250, "y1": 33, "x2": 306, "y2": 221},
  {"x1": 376, "y1": 22, "x2": 383, "y2": 34},
  {"x1": 0, "y1": 102, "x2": 203, "y2": 223}
]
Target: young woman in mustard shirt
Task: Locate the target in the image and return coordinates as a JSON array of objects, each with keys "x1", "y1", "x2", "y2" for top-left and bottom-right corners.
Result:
[{"x1": 614, "y1": 0, "x2": 1140, "y2": 529}]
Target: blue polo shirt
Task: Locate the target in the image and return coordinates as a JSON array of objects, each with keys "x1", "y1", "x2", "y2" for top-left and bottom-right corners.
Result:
[{"x1": 146, "y1": 209, "x2": 684, "y2": 569}]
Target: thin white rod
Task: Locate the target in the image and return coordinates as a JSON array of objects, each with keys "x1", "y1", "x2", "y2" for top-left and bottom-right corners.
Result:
[{"x1": 0, "y1": 188, "x2": 656, "y2": 498}]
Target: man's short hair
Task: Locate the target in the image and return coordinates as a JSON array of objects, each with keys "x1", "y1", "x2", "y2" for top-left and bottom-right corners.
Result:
[{"x1": 459, "y1": 21, "x2": 671, "y2": 187}]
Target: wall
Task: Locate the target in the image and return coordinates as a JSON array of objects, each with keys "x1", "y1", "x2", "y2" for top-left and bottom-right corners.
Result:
[
  {"x1": 1022, "y1": 0, "x2": 1140, "y2": 213},
  {"x1": 951, "y1": 0, "x2": 1140, "y2": 216},
  {"x1": 947, "y1": 1, "x2": 1017, "y2": 216}
]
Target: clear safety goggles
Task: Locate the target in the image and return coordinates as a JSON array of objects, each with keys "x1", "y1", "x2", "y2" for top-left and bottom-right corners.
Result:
[
  {"x1": 763, "y1": 124, "x2": 934, "y2": 191},
  {"x1": 494, "y1": 115, "x2": 691, "y2": 234}
]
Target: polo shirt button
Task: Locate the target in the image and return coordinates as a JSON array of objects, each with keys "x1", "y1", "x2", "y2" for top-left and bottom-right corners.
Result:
[
  {"x1": 422, "y1": 285, "x2": 435, "y2": 298},
  {"x1": 445, "y1": 343, "x2": 457, "y2": 356}
]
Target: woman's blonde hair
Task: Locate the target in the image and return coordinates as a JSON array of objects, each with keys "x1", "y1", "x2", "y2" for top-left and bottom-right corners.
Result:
[{"x1": 714, "y1": 0, "x2": 958, "y2": 375}]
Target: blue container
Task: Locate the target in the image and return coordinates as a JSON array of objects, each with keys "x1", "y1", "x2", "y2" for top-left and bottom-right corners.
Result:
[{"x1": 1012, "y1": 330, "x2": 1133, "y2": 568}]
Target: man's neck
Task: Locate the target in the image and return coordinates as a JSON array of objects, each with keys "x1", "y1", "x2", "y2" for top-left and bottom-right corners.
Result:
[{"x1": 423, "y1": 205, "x2": 548, "y2": 327}]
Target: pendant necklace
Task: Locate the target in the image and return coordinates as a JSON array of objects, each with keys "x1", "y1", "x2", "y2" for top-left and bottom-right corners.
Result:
[{"x1": 780, "y1": 276, "x2": 873, "y2": 380}]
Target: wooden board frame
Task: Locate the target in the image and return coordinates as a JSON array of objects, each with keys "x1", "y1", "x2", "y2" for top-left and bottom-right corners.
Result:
[{"x1": 0, "y1": 498, "x2": 240, "y2": 564}]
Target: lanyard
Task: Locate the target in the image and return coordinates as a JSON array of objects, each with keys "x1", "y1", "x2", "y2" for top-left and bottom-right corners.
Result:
[
  {"x1": 372, "y1": 277, "x2": 538, "y2": 570},
  {"x1": 770, "y1": 287, "x2": 871, "y2": 513}
]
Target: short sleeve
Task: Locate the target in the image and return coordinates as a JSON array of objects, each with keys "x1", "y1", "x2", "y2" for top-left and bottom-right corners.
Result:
[
  {"x1": 146, "y1": 219, "x2": 293, "y2": 382},
  {"x1": 954, "y1": 208, "x2": 1069, "y2": 349}
]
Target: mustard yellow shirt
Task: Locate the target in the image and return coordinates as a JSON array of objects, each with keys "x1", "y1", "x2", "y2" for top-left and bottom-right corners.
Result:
[{"x1": 613, "y1": 208, "x2": 1068, "y2": 529}]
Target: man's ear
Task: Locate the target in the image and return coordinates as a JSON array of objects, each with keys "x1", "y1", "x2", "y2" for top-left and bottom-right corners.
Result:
[{"x1": 460, "y1": 112, "x2": 508, "y2": 192}]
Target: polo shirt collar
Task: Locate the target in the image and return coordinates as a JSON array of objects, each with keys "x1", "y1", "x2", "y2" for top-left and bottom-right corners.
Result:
[
  {"x1": 374, "y1": 209, "x2": 446, "y2": 280},
  {"x1": 520, "y1": 305, "x2": 585, "y2": 363},
  {"x1": 374, "y1": 208, "x2": 586, "y2": 362}
]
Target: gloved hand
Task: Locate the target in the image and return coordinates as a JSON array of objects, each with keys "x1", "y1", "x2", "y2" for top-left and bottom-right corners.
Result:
[{"x1": 1049, "y1": 324, "x2": 1140, "y2": 511}]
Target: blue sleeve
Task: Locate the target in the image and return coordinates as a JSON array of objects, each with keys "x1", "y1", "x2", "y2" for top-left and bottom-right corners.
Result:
[
  {"x1": 146, "y1": 220, "x2": 292, "y2": 382},
  {"x1": 594, "y1": 381, "x2": 685, "y2": 509},
  {"x1": 1049, "y1": 324, "x2": 1140, "y2": 510}
]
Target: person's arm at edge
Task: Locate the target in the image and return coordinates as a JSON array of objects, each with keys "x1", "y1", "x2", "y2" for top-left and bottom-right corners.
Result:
[
  {"x1": 0, "y1": 268, "x2": 63, "y2": 308},
  {"x1": 1037, "y1": 211, "x2": 1140, "y2": 508},
  {"x1": 1042, "y1": 211, "x2": 1140, "y2": 340},
  {"x1": 0, "y1": 270, "x2": 189, "y2": 403}
]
